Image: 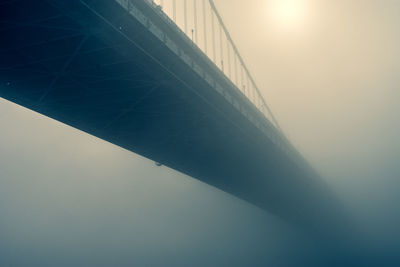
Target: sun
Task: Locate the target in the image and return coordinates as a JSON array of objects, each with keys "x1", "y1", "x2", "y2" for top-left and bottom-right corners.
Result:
[{"x1": 267, "y1": 0, "x2": 307, "y2": 30}]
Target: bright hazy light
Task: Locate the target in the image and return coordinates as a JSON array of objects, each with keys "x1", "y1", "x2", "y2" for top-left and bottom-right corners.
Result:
[{"x1": 267, "y1": 0, "x2": 307, "y2": 30}]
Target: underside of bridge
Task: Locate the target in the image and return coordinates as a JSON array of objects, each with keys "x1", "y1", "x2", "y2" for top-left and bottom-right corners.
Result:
[{"x1": 0, "y1": 0, "x2": 348, "y2": 236}]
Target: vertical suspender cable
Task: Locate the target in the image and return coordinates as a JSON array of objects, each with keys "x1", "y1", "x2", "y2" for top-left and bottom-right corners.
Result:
[
  {"x1": 184, "y1": 0, "x2": 188, "y2": 34},
  {"x1": 246, "y1": 74, "x2": 250, "y2": 102},
  {"x1": 252, "y1": 86, "x2": 255, "y2": 104},
  {"x1": 257, "y1": 91, "x2": 260, "y2": 109},
  {"x1": 253, "y1": 84, "x2": 256, "y2": 105},
  {"x1": 240, "y1": 64, "x2": 244, "y2": 94},
  {"x1": 256, "y1": 94, "x2": 259, "y2": 109},
  {"x1": 234, "y1": 54, "x2": 238, "y2": 86},
  {"x1": 252, "y1": 83, "x2": 256, "y2": 104},
  {"x1": 211, "y1": 8, "x2": 216, "y2": 62},
  {"x1": 202, "y1": 0, "x2": 207, "y2": 54},
  {"x1": 219, "y1": 24, "x2": 223, "y2": 71},
  {"x1": 173, "y1": 0, "x2": 176, "y2": 22},
  {"x1": 227, "y1": 41, "x2": 231, "y2": 78}
]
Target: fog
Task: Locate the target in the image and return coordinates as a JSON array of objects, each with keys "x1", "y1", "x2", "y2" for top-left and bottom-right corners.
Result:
[
  {"x1": 216, "y1": 0, "x2": 400, "y2": 238},
  {"x1": 0, "y1": 99, "x2": 317, "y2": 266},
  {"x1": 1, "y1": 0, "x2": 400, "y2": 265}
]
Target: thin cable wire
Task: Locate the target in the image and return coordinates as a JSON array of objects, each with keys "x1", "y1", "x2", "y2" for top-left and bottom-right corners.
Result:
[
  {"x1": 219, "y1": 24, "x2": 223, "y2": 71},
  {"x1": 246, "y1": 74, "x2": 250, "y2": 101},
  {"x1": 202, "y1": 0, "x2": 207, "y2": 54},
  {"x1": 227, "y1": 41, "x2": 231, "y2": 78},
  {"x1": 184, "y1": 0, "x2": 188, "y2": 34},
  {"x1": 211, "y1": 8, "x2": 216, "y2": 62},
  {"x1": 234, "y1": 54, "x2": 238, "y2": 86},
  {"x1": 173, "y1": 0, "x2": 176, "y2": 22},
  {"x1": 240, "y1": 64, "x2": 244, "y2": 94}
]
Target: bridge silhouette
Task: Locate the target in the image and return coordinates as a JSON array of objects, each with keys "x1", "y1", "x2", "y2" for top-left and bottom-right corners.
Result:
[{"x1": 0, "y1": 0, "x2": 347, "y2": 236}]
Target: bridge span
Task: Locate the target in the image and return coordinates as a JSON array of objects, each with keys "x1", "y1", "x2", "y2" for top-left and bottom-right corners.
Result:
[{"x1": 0, "y1": 0, "x2": 347, "y2": 236}]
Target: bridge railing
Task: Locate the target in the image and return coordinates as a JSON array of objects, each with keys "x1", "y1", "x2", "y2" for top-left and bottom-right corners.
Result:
[{"x1": 148, "y1": 0, "x2": 281, "y2": 130}]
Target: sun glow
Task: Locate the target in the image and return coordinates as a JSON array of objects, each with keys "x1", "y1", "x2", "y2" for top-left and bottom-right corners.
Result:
[{"x1": 267, "y1": 0, "x2": 308, "y2": 30}]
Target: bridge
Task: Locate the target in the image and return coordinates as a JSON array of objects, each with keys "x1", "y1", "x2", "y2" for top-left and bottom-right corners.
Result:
[{"x1": 0, "y1": 0, "x2": 347, "y2": 237}]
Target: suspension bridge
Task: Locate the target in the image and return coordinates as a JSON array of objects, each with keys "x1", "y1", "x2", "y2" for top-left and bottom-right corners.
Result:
[{"x1": 0, "y1": 0, "x2": 347, "y2": 236}]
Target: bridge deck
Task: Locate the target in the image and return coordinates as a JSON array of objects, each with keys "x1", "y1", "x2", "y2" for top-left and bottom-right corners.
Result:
[{"x1": 0, "y1": 0, "x2": 345, "y2": 234}]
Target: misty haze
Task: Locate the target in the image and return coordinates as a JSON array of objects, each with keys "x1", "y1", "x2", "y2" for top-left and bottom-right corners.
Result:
[{"x1": 0, "y1": 0, "x2": 399, "y2": 266}]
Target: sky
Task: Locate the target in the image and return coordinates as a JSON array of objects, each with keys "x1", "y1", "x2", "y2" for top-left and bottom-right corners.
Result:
[
  {"x1": 217, "y1": 0, "x2": 400, "y2": 241},
  {"x1": 1, "y1": 0, "x2": 400, "y2": 266},
  {"x1": 217, "y1": 0, "x2": 400, "y2": 256}
]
